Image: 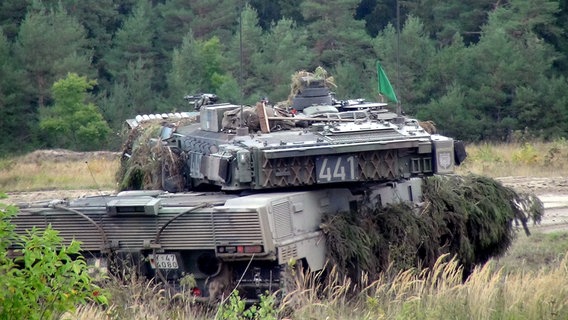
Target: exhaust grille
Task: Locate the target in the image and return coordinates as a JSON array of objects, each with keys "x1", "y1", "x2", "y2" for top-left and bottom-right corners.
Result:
[
  {"x1": 11, "y1": 208, "x2": 264, "y2": 252},
  {"x1": 278, "y1": 244, "x2": 298, "y2": 263},
  {"x1": 212, "y1": 211, "x2": 263, "y2": 245},
  {"x1": 271, "y1": 200, "x2": 293, "y2": 239},
  {"x1": 11, "y1": 213, "x2": 104, "y2": 251},
  {"x1": 158, "y1": 214, "x2": 215, "y2": 248}
]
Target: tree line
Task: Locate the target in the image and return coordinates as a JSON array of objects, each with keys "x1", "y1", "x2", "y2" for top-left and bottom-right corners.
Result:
[{"x1": 0, "y1": 0, "x2": 567, "y2": 152}]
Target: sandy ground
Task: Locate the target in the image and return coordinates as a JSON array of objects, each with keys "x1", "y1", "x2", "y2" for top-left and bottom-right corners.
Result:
[
  {"x1": 497, "y1": 176, "x2": 568, "y2": 233},
  {"x1": 5, "y1": 176, "x2": 568, "y2": 233},
  {"x1": 5, "y1": 189, "x2": 116, "y2": 204}
]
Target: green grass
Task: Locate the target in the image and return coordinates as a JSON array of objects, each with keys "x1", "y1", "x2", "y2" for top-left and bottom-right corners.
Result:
[{"x1": 491, "y1": 231, "x2": 568, "y2": 273}]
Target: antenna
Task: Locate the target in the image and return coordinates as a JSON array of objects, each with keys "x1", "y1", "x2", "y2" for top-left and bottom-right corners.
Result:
[
  {"x1": 85, "y1": 160, "x2": 105, "y2": 197},
  {"x1": 236, "y1": 0, "x2": 248, "y2": 136},
  {"x1": 239, "y1": 0, "x2": 243, "y2": 119},
  {"x1": 396, "y1": 0, "x2": 401, "y2": 116}
]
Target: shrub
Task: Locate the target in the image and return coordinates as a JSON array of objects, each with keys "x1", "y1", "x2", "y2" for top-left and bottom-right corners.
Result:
[
  {"x1": 512, "y1": 143, "x2": 539, "y2": 165},
  {"x1": 217, "y1": 290, "x2": 277, "y2": 320},
  {"x1": 0, "y1": 193, "x2": 107, "y2": 319}
]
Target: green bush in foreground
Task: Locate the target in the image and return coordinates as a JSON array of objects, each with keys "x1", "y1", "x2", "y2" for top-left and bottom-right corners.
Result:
[
  {"x1": 217, "y1": 290, "x2": 277, "y2": 320},
  {"x1": 0, "y1": 193, "x2": 107, "y2": 320}
]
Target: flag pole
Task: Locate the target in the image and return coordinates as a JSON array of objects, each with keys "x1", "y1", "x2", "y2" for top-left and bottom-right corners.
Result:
[{"x1": 377, "y1": 62, "x2": 398, "y2": 104}]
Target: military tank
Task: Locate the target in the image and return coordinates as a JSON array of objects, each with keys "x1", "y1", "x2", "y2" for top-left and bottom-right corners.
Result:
[{"x1": 10, "y1": 69, "x2": 467, "y2": 301}]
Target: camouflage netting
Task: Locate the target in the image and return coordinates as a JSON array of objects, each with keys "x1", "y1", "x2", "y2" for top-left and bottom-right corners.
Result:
[
  {"x1": 116, "y1": 118, "x2": 196, "y2": 191},
  {"x1": 288, "y1": 66, "x2": 336, "y2": 103},
  {"x1": 321, "y1": 174, "x2": 544, "y2": 281}
]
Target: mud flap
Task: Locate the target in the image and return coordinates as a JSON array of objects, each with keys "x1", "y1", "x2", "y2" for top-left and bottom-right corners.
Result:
[{"x1": 454, "y1": 140, "x2": 467, "y2": 165}]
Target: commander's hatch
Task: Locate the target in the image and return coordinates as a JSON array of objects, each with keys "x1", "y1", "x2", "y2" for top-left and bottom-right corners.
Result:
[{"x1": 106, "y1": 197, "x2": 161, "y2": 216}]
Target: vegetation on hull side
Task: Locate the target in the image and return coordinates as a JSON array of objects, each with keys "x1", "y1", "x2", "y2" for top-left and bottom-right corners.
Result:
[{"x1": 323, "y1": 174, "x2": 543, "y2": 280}]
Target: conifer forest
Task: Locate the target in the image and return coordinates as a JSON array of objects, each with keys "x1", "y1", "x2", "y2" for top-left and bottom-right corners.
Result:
[{"x1": 1, "y1": 0, "x2": 567, "y2": 152}]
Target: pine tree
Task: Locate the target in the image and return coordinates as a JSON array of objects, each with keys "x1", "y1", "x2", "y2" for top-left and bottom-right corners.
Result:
[
  {"x1": 404, "y1": 0, "x2": 494, "y2": 45},
  {"x1": 14, "y1": 2, "x2": 92, "y2": 108},
  {"x1": 253, "y1": 18, "x2": 314, "y2": 102},
  {"x1": 0, "y1": 0, "x2": 31, "y2": 41},
  {"x1": 99, "y1": 58, "x2": 163, "y2": 133},
  {"x1": 155, "y1": 0, "x2": 194, "y2": 53},
  {"x1": 227, "y1": 4, "x2": 264, "y2": 101},
  {"x1": 373, "y1": 16, "x2": 436, "y2": 108},
  {"x1": 167, "y1": 31, "x2": 238, "y2": 108},
  {"x1": 62, "y1": 0, "x2": 122, "y2": 88},
  {"x1": 104, "y1": 0, "x2": 155, "y2": 83},
  {"x1": 464, "y1": 1, "x2": 563, "y2": 140},
  {"x1": 0, "y1": 28, "x2": 30, "y2": 152},
  {"x1": 187, "y1": 0, "x2": 238, "y2": 43},
  {"x1": 300, "y1": 0, "x2": 374, "y2": 69}
]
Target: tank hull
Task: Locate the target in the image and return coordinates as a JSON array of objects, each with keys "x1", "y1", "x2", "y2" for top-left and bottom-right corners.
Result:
[{"x1": 12, "y1": 180, "x2": 422, "y2": 300}]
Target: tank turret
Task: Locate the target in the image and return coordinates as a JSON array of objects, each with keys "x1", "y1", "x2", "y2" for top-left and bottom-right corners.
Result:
[{"x1": 123, "y1": 74, "x2": 466, "y2": 193}]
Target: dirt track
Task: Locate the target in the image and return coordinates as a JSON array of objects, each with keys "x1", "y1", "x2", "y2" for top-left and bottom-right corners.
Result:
[
  {"x1": 5, "y1": 176, "x2": 568, "y2": 233},
  {"x1": 5, "y1": 189, "x2": 115, "y2": 204},
  {"x1": 494, "y1": 176, "x2": 568, "y2": 233}
]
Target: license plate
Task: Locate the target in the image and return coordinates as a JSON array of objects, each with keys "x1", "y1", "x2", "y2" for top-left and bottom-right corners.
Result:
[
  {"x1": 148, "y1": 254, "x2": 179, "y2": 269},
  {"x1": 316, "y1": 155, "x2": 359, "y2": 183}
]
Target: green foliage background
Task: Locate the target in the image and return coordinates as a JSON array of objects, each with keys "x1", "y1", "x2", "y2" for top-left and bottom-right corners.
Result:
[{"x1": 0, "y1": 0, "x2": 567, "y2": 152}]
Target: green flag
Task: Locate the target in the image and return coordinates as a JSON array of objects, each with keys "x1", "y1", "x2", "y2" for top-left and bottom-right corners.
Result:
[{"x1": 377, "y1": 62, "x2": 398, "y2": 103}]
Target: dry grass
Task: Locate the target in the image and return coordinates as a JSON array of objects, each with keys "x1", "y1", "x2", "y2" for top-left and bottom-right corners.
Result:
[
  {"x1": 1, "y1": 141, "x2": 566, "y2": 192},
  {"x1": 61, "y1": 269, "x2": 214, "y2": 320},
  {"x1": 0, "y1": 152, "x2": 119, "y2": 192},
  {"x1": 284, "y1": 251, "x2": 568, "y2": 319},
  {"x1": 66, "y1": 244, "x2": 568, "y2": 320},
  {"x1": 456, "y1": 139, "x2": 568, "y2": 177}
]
